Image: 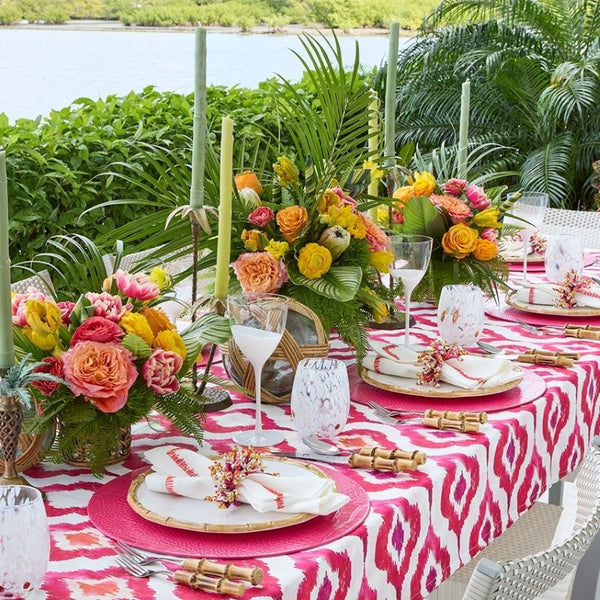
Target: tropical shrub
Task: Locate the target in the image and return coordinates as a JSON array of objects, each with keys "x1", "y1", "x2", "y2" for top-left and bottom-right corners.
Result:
[{"x1": 390, "y1": 0, "x2": 600, "y2": 209}]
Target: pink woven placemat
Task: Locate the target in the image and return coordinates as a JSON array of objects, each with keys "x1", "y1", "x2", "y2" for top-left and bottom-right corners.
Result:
[
  {"x1": 486, "y1": 304, "x2": 600, "y2": 327},
  {"x1": 507, "y1": 252, "x2": 596, "y2": 272},
  {"x1": 349, "y1": 368, "x2": 546, "y2": 414},
  {"x1": 88, "y1": 465, "x2": 369, "y2": 559}
]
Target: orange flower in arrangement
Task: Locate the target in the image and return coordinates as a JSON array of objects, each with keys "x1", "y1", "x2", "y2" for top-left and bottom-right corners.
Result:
[
  {"x1": 234, "y1": 171, "x2": 263, "y2": 196},
  {"x1": 431, "y1": 194, "x2": 473, "y2": 224},
  {"x1": 473, "y1": 238, "x2": 499, "y2": 261},
  {"x1": 276, "y1": 206, "x2": 308, "y2": 243},
  {"x1": 441, "y1": 223, "x2": 479, "y2": 259},
  {"x1": 393, "y1": 186, "x2": 414, "y2": 205}
]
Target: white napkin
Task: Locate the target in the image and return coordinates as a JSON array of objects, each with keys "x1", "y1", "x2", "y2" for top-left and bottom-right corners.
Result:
[
  {"x1": 363, "y1": 340, "x2": 521, "y2": 390},
  {"x1": 515, "y1": 283, "x2": 600, "y2": 308},
  {"x1": 144, "y1": 446, "x2": 349, "y2": 515}
]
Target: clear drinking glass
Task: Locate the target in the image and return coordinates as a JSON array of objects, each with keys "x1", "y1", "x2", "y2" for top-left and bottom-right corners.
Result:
[
  {"x1": 227, "y1": 294, "x2": 289, "y2": 446},
  {"x1": 290, "y1": 358, "x2": 350, "y2": 439},
  {"x1": 0, "y1": 486, "x2": 49, "y2": 598},
  {"x1": 437, "y1": 285, "x2": 485, "y2": 347},
  {"x1": 503, "y1": 192, "x2": 549, "y2": 283},
  {"x1": 544, "y1": 235, "x2": 584, "y2": 283},
  {"x1": 388, "y1": 234, "x2": 433, "y2": 347}
]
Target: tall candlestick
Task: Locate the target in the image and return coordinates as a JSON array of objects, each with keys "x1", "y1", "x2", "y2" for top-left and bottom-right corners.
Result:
[
  {"x1": 384, "y1": 22, "x2": 400, "y2": 172},
  {"x1": 190, "y1": 27, "x2": 207, "y2": 209},
  {"x1": 368, "y1": 91, "x2": 380, "y2": 219},
  {"x1": 457, "y1": 79, "x2": 470, "y2": 180},
  {"x1": 214, "y1": 117, "x2": 234, "y2": 300},
  {"x1": 0, "y1": 150, "x2": 15, "y2": 370}
]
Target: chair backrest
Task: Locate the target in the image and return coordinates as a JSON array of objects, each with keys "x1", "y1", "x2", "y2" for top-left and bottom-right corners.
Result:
[
  {"x1": 463, "y1": 437, "x2": 600, "y2": 600},
  {"x1": 539, "y1": 208, "x2": 600, "y2": 249},
  {"x1": 11, "y1": 270, "x2": 55, "y2": 298},
  {"x1": 104, "y1": 246, "x2": 194, "y2": 278}
]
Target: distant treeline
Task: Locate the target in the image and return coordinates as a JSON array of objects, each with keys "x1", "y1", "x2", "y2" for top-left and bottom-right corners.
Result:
[{"x1": 0, "y1": 0, "x2": 434, "y2": 29}]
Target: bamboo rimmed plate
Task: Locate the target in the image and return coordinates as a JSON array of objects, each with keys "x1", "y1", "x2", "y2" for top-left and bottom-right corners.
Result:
[
  {"x1": 360, "y1": 368, "x2": 523, "y2": 398},
  {"x1": 506, "y1": 292, "x2": 600, "y2": 317},
  {"x1": 501, "y1": 251, "x2": 545, "y2": 263},
  {"x1": 128, "y1": 456, "x2": 333, "y2": 534}
]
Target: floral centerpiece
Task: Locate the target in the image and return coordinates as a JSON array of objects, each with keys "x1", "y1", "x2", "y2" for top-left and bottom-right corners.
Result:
[
  {"x1": 11, "y1": 267, "x2": 229, "y2": 473},
  {"x1": 229, "y1": 157, "x2": 393, "y2": 352},
  {"x1": 388, "y1": 171, "x2": 512, "y2": 300}
]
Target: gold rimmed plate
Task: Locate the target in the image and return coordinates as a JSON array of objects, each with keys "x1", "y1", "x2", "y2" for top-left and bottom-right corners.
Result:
[
  {"x1": 127, "y1": 456, "x2": 333, "y2": 534},
  {"x1": 360, "y1": 367, "x2": 523, "y2": 398},
  {"x1": 506, "y1": 292, "x2": 600, "y2": 317}
]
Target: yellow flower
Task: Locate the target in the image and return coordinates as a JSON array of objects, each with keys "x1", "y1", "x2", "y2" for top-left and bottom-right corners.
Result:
[
  {"x1": 412, "y1": 171, "x2": 436, "y2": 197},
  {"x1": 23, "y1": 299, "x2": 61, "y2": 351},
  {"x1": 472, "y1": 207, "x2": 502, "y2": 229},
  {"x1": 320, "y1": 204, "x2": 354, "y2": 228},
  {"x1": 273, "y1": 156, "x2": 299, "y2": 187},
  {"x1": 241, "y1": 229, "x2": 265, "y2": 252},
  {"x1": 265, "y1": 240, "x2": 289, "y2": 259},
  {"x1": 346, "y1": 214, "x2": 367, "y2": 239},
  {"x1": 298, "y1": 243, "x2": 332, "y2": 279},
  {"x1": 376, "y1": 207, "x2": 389, "y2": 226},
  {"x1": 149, "y1": 267, "x2": 172, "y2": 291},
  {"x1": 153, "y1": 329, "x2": 187, "y2": 360},
  {"x1": 318, "y1": 189, "x2": 341, "y2": 214},
  {"x1": 473, "y1": 238, "x2": 499, "y2": 261},
  {"x1": 120, "y1": 311, "x2": 155, "y2": 345},
  {"x1": 441, "y1": 223, "x2": 479, "y2": 259},
  {"x1": 370, "y1": 250, "x2": 394, "y2": 273},
  {"x1": 363, "y1": 159, "x2": 384, "y2": 182},
  {"x1": 393, "y1": 185, "x2": 414, "y2": 205},
  {"x1": 140, "y1": 306, "x2": 175, "y2": 335},
  {"x1": 361, "y1": 287, "x2": 388, "y2": 323}
]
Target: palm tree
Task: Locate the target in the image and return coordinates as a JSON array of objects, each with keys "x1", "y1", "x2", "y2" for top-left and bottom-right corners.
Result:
[{"x1": 391, "y1": 0, "x2": 600, "y2": 208}]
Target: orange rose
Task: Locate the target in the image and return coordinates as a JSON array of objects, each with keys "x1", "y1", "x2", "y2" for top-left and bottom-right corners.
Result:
[
  {"x1": 473, "y1": 238, "x2": 498, "y2": 261},
  {"x1": 276, "y1": 206, "x2": 308, "y2": 243},
  {"x1": 393, "y1": 186, "x2": 414, "y2": 205},
  {"x1": 234, "y1": 171, "x2": 263, "y2": 196},
  {"x1": 232, "y1": 252, "x2": 289, "y2": 294},
  {"x1": 441, "y1": 223, "x2": 479, "y2": 259}
]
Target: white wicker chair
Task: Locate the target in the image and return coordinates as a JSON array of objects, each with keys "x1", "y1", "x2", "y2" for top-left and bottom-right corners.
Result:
[
  {"x1": 539, "y1": 208, "x2": 600, "y2": 249},
  {"x1": 428, "y1": 437, "x2": 600, "y2": 600},
  {"x1": 103, "y1": 246, "x2": 195, "y2": 278},
  {"x1": 11, "y1": 270, "x2": 55, "y2": 297}
]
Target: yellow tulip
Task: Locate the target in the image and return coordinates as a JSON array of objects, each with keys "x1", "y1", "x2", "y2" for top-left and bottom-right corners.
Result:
[
  {"x1": 120, "y1": 311, "x2": 154, "y2": 346},
  {"x1": 370, "y1": 250, "x2": 394, "y2": 273},
  {"x1": 153, "y1": 330, "x2": 187, "y2": 360},
  {"x1": 472, "y1": 208, "x2": 502, "y2": 229},
  {"x1": 23, "y1": 300, "x2": 61, "y2": 351},
  {"x1": 149, "y1": 267, "x2": 172, "y2": 291},
  {"x1": 412, "y1": 171, "x2": 436, "y2": 197}
]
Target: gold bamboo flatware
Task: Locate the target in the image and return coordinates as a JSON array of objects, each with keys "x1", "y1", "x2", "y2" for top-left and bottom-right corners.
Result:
[
  {"x1": 565, "y1": 324, "x2": 600, "y2": 340},
  {"x1": 116, "y1": 541, "x2": 264, "y2": 585},
  {"x1": 116, "y1": 554, "x2": 246, "y2": 596}
]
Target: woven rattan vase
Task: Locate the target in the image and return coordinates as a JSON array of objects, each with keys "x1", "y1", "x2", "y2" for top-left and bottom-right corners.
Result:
[
  {"x1": 221, "y1": 299, "x2": 329, "y2": 404},
  {"x1": 59, "y1": 423, "x2": 131, "y2": 468}
]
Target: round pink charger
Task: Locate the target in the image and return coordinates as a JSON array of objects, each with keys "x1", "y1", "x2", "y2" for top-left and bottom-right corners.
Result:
[
  {"x1": 507, "y1": 252, "x2": 596, "y2": 272},
  {"x1": 88, "y1": 465, "x2": 369, "y2": 559},
  {"x1": 486, "y1": 305, "x2": 600, "y2": 327},
  {"x1": 349, "y1": 368, "x2": 547, "y2": 413}
]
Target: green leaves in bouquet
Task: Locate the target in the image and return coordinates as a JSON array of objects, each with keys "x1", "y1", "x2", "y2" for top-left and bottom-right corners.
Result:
[
  {"x1": 287, "y1": 263, "x2": 362, "y2": 302},
  {"x1": 122, "y1": 333, "x2": 153, "y2": 360},
  {"x1": 399, "y1": 196, "x2": 448, "y2": 242},
  {"x1": 179, "y1": 312, "x2": 232, "y2": 374}
]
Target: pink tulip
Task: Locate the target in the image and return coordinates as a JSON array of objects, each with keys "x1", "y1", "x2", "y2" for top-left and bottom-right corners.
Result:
[
  {"x1": 465, "y1": 185, "x2": 491, "y2": 210},
  {"x1": 443, "y1": 178, "x2": 468, "y2": 197},
  {"x1": 142, "y1": 349, "x2": 183, "y2": 395},
  {"x1": 114, "y1": 269, "x2": 160, "y2": 302},
  {"x1": 480, "y1": 228, "x2": 498, "y2": 242},
  {"x1": 85, "y1": 292, "x2": 131, "y2": 322}
]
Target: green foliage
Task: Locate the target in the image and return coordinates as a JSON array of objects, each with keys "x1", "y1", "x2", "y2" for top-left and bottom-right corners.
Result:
[
  {"x1": 122, "y1": 333, "x2": 153, "y2": 359},
  {"x1": 287, "y1": 264, "x2": 363, "y2": 301},
  {"x1": 401, "y1": 196, "x2": 447, "y2": 240},
  {"x1": 389, "y1": 0, "x2": 600, "y2": 208}
]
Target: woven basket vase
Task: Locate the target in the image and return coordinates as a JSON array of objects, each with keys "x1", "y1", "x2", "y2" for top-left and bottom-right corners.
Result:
[
  {"x1": 60, "y1": 423, "x2": 132, "y2": 468},
  {"x1": 221, "y1": 299, "x2": 329, "y2": 404}
]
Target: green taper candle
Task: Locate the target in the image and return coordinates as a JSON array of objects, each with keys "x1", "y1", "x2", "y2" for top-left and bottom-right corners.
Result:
[
  {"x1": 214, "y1": 117, "x2": 234, "y2": 299},
  {"x1": 457, "y1": 79, "x2": 471, "y2": 179},
  {"x1": 0, "y1": 150, "x2": 15, "y2": 370},
  {"x1": 384, "y1": 22, "x2": 400, "y2": 171},
  {"x1": 368, "y1": 91, "x2": 381, "y2": 219},
  {"x1": 190, "y1": 27, "x2": 207, "y2": 209}
]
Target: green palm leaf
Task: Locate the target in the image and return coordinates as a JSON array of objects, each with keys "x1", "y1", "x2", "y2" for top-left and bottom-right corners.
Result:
[{"x1": 287, "y1": 264, "x2": 362, "y2": 302}]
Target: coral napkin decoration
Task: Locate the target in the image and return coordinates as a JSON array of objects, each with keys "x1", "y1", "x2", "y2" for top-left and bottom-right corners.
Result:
[
  {"x1": 554, "y1": 270, "x2": 594, "y2": 308},
  {"x1": 417, "y1": 339, "x2": 466, "y2": 387}
]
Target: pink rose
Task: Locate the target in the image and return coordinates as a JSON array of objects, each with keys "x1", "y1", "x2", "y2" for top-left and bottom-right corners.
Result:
[
  {"x1": 57, "y1": 301, "x2": 76, "y2": 325},
  {"x1": 70, "y1": 316, "x2": 124, "y2": 347},
  {"x1": 114, "y1": 269, "x2": 160, "y2": 302},
  {"x1": 393, "y1": 211, "x2": 404, "y2": 224},
  {"x1": 62, "y1": 341, "x2": 138, "y2": 413},
  {"x1": 331, "y1": 186, "x2": 358, "y2": 209},
  {"x1": 85, "y1": 292, "x2": 131, "y2": 322},
  {"x1": 12, "y1": 289, "x2": 47, "y2": 326},
  {"x1": 443, "y1": 178, "x2": 468, "y2": 197},
  {"x1": 480, "y1": 228, "x2": 498, "y2": 242},
  {"x1": 465, "y1": 185, "x2": 491, "y2": 210},
  {"x1": 361, "y1": 214, "x2": 389, "y2": 252},
  {"x1": 142, "y1": 348, "x2": 182, "y2": 395},
  {"x1": 248, "y1": 206, "x2": 274, "y2": 228},
  {"x1": 231, "y1": 252, "x2": 289, "y2": 294},
  {"x1": 32, "y1": 356, "x2": 64, "y2": 397}
]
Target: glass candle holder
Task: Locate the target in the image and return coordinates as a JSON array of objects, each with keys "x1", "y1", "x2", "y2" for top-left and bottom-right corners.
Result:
[
  {"x1": 0, "y1": 486, "x2": 49, "y2": 598},
  {"x1": 437, "y1": 284, "x2": 485, "y2": 347},
  {"x1": 545, "y1": 235, "x2": 584, "y2": 283},
  {"x1": 290, "y1": 358, "x2": 350, "y2": 439}
]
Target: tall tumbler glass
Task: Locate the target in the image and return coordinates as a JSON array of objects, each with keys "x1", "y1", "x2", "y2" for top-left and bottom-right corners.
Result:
[
  {"x1": 437, "y1": 284, "x2": 485, "y2": 347},
  {"x1": 0, "y1": 486, "x2": 50, "y2": 598},
  {"x1": 290, "y1": 358, "x2": 350, "y2": 439},
  {"x1": 544, "y1": 235, "x2": 584, "y2": 283}
]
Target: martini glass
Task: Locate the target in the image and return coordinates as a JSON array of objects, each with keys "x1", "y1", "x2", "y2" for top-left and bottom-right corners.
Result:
[
  {"x1": 227, "y1": 294, "x2": 289, "y2": 446},
  {"x1": 504, "y1": 192, "x2": 549, "y2": 283},
  {"x1": 389, "y1": 235, "x2": 433, "y2": 347}
]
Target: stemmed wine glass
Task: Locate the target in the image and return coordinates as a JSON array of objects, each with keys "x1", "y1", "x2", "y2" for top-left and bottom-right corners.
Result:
[
  {"x1": 227, "y1": 294, "x2": 289, "y2": 446},
  {"x1": 503, "y1": 192, "x2": 549, "y2": 283},
  {"x1": 388, "y1": 235, "x2": 433, "y2": 347}
]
